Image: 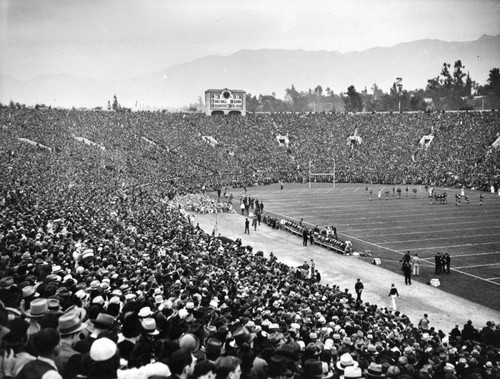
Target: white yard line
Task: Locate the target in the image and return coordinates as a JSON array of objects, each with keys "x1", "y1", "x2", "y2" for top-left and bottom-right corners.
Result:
[{"x1": 381, "y1": 233, "x2": 500, "y2": 244}]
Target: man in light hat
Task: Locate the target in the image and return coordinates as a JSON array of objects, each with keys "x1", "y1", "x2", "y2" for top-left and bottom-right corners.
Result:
[
  {"x1": 55, "y1": 306, "x2": 86, "y2": 379},
  {"x1": 365, "y1": 362, "x2": 385, "y2": 378},
  {"x1": 342, "y1": 365, "x2": 365, "y2": 379},
  {"x1": 336, "y1": 352, "x2": 359, "y2": 375},
  {"x1": 25, "y1": 298, "x2": 48, "y2": 336}
]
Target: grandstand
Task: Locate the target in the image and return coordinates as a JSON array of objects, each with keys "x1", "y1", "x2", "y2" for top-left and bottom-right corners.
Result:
[{"x1": 1, "y1": 107, "x2": 499, "y2": 378}]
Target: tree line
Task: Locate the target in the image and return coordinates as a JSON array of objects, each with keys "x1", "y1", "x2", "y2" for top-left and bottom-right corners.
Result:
[{"x1": 245, "y1": 61, "x2": 500, "y2": 113}]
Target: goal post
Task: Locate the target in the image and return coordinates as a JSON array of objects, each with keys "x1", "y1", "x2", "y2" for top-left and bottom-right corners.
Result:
[{"x1": 308, "y1": 160, "x2": 336, "y2": 189}]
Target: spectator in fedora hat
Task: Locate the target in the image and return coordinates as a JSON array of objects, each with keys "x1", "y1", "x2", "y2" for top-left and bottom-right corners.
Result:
[
  {"x1": 230, "y1": 326, "x2": 256, "y2": 349},
  {"x1": 55, "y1": 306, "x2": 86, "y2": 379},
  {"x1": 342, "y1": 365, "x2": 365, "y2": 379},
  {"x1": 365, "y1": 362, "x2": 385, "y2": 379},
  {"x1": 37, "y1": 298, "x2": 62, "y2": 330},
  {"x1": 206, "y1": 338, "x2": 224, "y2": 362},
  {"x1": 25, "y1": 298, "x2": 48, "y2": 336},
  {"x1": 303, "y1": 359, "x2": 324, "y2": 379},
  {"x1": 336, "y1": 352, "x2": 359, "y2": 375},
  {"x1": 128, "y1": 318, "x2": 161, "y2": 368}
]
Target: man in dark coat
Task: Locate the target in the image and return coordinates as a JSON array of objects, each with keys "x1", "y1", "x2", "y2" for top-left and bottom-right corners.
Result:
[
  {"x1": 355, "y1": 279, "x2": 364, "y2": 302},
  {"x1": 16, "y1": 328, "x2": 62, "y2": 379}
]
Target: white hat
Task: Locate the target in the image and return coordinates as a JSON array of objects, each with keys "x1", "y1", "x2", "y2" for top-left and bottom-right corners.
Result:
[
  {"x1": 90, "y1": 337, "x2": 117, "y2": 362},
  {"x1": 138, "y1": 306, "x2": 153, "y2": 318}
]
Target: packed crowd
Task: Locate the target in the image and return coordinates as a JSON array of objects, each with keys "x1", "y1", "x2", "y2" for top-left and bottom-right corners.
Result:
[{"x1": 0, "y1": 107, "x2": 499, "y2": 379}]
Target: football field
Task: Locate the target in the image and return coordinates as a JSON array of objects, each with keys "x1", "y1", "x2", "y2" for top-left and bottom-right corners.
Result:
[{"x1": 241, "y1": 182, "x2": 500, "y2": 311}]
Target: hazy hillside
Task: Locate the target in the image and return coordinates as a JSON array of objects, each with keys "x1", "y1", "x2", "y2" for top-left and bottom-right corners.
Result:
[{"x1": 1, "y1": 35, "x2": 499, "y2": 108}]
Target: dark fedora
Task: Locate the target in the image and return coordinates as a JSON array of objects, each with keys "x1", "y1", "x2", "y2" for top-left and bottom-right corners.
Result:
[
  {"x1": 206, "y1": 338, "x2": 224, "y2": 360},
  {"x1": 92, "y1": 313, "x2": 115, "y2": 329},
  {"x1": 232, "y1": 326, "x2": 256, "y2": 347},
  {"x1": 188, "y1": 323, "x2": 210, "y2": 342},
  {"x1": 303, "y1": 359, "x2": 324, "y2": 379},
  {"x1": 0, "y1": 277, "x2": 15, "y2": 289}
]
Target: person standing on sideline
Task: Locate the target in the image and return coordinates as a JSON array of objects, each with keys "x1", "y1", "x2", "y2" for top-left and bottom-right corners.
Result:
[
  {"x1": 435, "y1": 253, "x2": 441, "y2": 275},
  {"x1": 355, "y1": 279, "x2": 364, "y2": 302},
  {"x1": 252, "y1": 217, "x2": 257, "y2": 231},
  {"x1": 400, "y1": 251, "x2": 411, "y2": 267},
  {"x1": 480, "y1": 193, "x2": 484, "y2": 206},
  {"x1": 388, "y1": 284, "x2": 399, "y2": 312},
  {"x1": 240, "y1": 202, "x2": 245, "y2": 215},
  {"x1": 244, "y1": 218, "x2": 250, "y2": 234},
  {"x1": 412, "y1": 253, "x2": 421, "y2": 276},
  {"x1": 445, "y1": 253, "x2": 451, "y2": 274},
  {"x1": 402, "y1": 260, "x2": 412, "y2": 285},
  {"x1": 302, "y1": 228, "x2": 308, "y2": 246}
]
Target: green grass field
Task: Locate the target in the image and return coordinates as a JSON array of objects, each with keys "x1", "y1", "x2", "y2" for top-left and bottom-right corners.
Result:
[{"x1": 239, "y1": 182, "x2": 500, "y2": 312}]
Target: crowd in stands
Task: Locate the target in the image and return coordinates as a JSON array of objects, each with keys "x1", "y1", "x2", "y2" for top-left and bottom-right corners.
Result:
[{"x1": 0, "y1": 107, "x2": 499, "y2": 379}]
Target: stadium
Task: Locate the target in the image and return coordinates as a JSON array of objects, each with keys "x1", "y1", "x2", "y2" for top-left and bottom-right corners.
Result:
[{"x1": 1, "y1": 104, "x2": 500, "y2": 378}]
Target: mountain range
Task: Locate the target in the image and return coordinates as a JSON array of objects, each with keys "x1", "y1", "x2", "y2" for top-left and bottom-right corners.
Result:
[{"x1": 1, "y1": 34, "x2": 499, "y2": 109}]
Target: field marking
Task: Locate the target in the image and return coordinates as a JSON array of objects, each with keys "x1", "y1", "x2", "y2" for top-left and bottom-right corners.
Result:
[
  {"x1": 380, "y1": 233, "x2": 500, "y2": 245},
  {"x1": 353, "y1": 226, "x2": 500, "y2": 238},
  {"x1": 341, "y1": 221, "x2": 500, "y2": 233},
  {"x1": 395, "y1": 242, "x2": 499, "y2": 251},
  {"x1": 452, "y1": 263, "x2": 500, "y2": 269},
  {"x1": 278, "y1": 207, "x2": 500, "y2": 222},
  {"x1": 452, "y1": 251, "x2": 500, "y2": 258}
]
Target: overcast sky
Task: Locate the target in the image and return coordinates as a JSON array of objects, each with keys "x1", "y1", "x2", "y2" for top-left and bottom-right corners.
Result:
[{"x1": 1, "y1": 0, "x2": 500, "y2": 81}]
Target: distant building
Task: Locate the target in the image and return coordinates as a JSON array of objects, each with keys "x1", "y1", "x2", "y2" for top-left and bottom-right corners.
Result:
[{"x1": 205, "y1": 88, "x2": 246, "y2": 116}]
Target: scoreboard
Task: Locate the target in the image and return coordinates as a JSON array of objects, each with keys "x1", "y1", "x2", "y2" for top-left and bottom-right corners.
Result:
[{"x1": 205, "y1": 88, "x2": 246, "y2": 116}]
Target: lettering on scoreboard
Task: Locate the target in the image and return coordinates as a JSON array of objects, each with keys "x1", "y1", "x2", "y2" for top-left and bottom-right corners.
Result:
[{"x1": 210, "y1": 90, "x2": 243, "y2": 109}]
